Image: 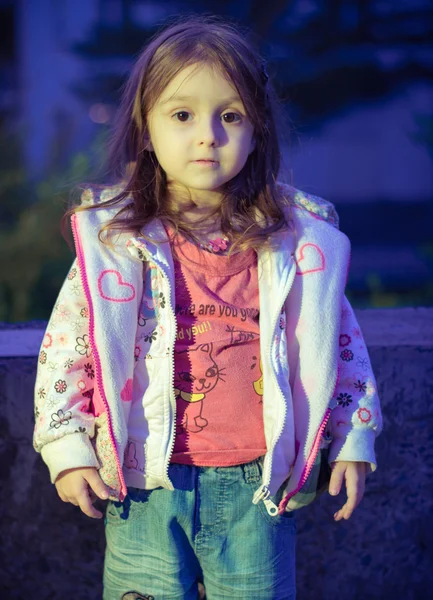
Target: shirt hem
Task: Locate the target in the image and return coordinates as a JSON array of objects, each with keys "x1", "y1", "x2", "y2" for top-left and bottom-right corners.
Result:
[{"x1": 170, "y1": 449, "x2": 267, "y2": 467}]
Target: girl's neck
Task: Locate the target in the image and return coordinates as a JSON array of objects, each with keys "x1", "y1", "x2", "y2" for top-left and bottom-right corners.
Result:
[
  {"x1": 166, "y1": 184, "x2": 223, "y2": 224},
  {"x1": 170, "y1": 202, "x2": 223, "y2": 236}
]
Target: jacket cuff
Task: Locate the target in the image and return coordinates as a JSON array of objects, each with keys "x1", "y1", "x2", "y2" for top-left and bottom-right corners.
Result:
[
  {"x1": 328, "y1": 427, "x2": 378, "y2": 473},
  {"x1": 41, "y1": 433, "x2": 100, "y2": 483}
]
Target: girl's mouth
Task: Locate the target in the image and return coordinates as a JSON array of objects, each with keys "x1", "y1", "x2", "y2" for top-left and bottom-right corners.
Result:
[{"x1": 193, "y1": 160, "x2": 219, "y2": 167}]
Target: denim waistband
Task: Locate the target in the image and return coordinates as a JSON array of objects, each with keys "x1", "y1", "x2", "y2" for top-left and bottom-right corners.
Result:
[{"x1": 127, "y1": 457, "x2": 265, "y2": 497}]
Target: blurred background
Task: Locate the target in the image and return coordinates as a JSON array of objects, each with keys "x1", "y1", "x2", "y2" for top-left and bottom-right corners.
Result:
[{"x1": 0, "y1": 0, "x2": 432, "y2": 322}]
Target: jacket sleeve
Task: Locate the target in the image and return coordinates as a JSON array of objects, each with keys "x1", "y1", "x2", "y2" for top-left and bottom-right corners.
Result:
[
  {"x1": 328, "y1": 295, "x2": 383, "y2": 472},
  {"x1": 33, "y1": 258, "x2": 100, "y2": 483}
]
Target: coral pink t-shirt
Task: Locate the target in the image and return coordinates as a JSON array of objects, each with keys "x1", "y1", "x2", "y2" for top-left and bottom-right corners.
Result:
[{"x1": 168, "y1": 231, "x2": 267, "y2": 466}]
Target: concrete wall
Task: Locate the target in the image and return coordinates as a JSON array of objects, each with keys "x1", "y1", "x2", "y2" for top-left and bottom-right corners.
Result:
[{"x1": 1, "y1": 308, "x2": 432, "y2": 599}]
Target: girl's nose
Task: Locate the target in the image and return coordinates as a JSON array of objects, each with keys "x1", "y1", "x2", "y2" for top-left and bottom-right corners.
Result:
[{"x1": 197, "y1": 118, "x2": 220, "y2": 146}]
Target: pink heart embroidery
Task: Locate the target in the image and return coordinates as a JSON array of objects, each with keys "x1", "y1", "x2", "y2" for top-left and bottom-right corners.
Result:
[
  {"x1": 98, "y1": 270, "x2": 136, "y2": 302},
  {"x1": 120, "y1": 378, "x2": 133, "y2": 402},
  {"x1": 295, "y1": 243, "x2": 325, "y2": 275}
]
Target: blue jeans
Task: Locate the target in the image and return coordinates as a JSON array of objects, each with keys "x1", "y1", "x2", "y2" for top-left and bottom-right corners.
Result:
[{"x1": 103, "y1": 459, "x2": 296, "y2": 599}]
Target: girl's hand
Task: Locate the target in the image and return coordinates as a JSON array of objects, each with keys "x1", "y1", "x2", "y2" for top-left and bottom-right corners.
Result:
[
  {"x1": 328, "y1": 461, "x2": 367, "y2": 521},
  {"x1": 55, "y1": 467, "x2": 110, "y2": 519}
]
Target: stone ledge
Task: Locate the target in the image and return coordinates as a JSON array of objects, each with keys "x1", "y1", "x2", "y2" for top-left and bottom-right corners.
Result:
[
  {"x1": 1, "y1": 307, "x2": 432, "y2": 357},
  {"x1": 355, "y1": 307, "x2": 433, "y2": 347},
  {"x1": 1, "y1": 310, "x2": 432, "y2": 598}
]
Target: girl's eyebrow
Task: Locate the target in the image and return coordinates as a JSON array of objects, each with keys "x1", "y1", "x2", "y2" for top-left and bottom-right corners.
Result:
[{"x1": 160, "y1": 95, "x2": 243, "y2": 106}]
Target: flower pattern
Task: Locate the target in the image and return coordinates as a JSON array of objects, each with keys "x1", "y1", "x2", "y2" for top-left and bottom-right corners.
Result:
[
  {"x1": 75, "y1": 334, "x2": 91, "y2": 357},
  {"x1": 341, "y1": 305, "x2": 351, "y2": 319},
  {"x1": 157, "y1": 292, "x2": 166, "y2": 309},
  {"x1": 356, "y1": 356, "x2": 369, "y2": 371},
  {"x1": 47, "y1": 318, "x2": 58, "y2": 332},
  {"x1": 56, "y1": 304, "x2": 70, "y2": 322},
  {"x1": 47, "y1": 361, "x2": 58, "y2": 373},
  {"x1": 56, "y1": 332, "x2": 69, "y2": 346},
  {"x1": 70, "y1": 318, "x2": 85, "y2": 332},
  {"x1": 39, "y1": 351, "x2": 47, "y2": 365},
  {"x1": 354, "y1": 379, "x2": 367, "y2": 392},
  {"x1": 339, "y1": 333, "x2": 351, "y2": 347},
  {"x1": 357, "y1": 407, "x2": 372, "y2": 423},
  {"x1": 50, "y1": 409, "x2": 72, "y2": 429},
  {"x1": 84, "y1": 362, "x2": 95, "y2": 379},
  {"x1": 351, "y1": 327, "x2": 362, "y2": 339},
  {"x1": 144, "y1": 330, "x2": 158, "y2": 343},
  {"x1": 70, "y1": 282, "x2": 81, "y2": 296},
  {"x1": 46, "y1": 396, "x2": 60, "y2": 410},
  {"x1": 80, "y1": 307, "x2": 89, "y2": 318},
  {"x1": 42, "y1": 333, "x2": 53, "y2": 348},
  {"x1": 54, "y1": 379, "x2": 67, "y2": 394},
  {"x1": 64, "y1": 358, "x2": 74, "y2": 370},
  {"x1": 337, "y1": 392, "x2": 353, "y2": 407},
  {"x1": 93, "y1": 413, "x2": 119, "y2": 488},
  {"x1": 340, "y1": 348, "x2": 354, "y2": 362},
  {"x1": 67, "y1": 268, "x2": 77, "y2": 280}
]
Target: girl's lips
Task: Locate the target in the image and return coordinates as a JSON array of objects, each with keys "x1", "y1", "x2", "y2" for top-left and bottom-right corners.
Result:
[{"x1": 193, "y1": 160, "x2": 218, "y2": 165}]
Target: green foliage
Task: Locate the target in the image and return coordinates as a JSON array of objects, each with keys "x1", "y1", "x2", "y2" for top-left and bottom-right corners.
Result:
[{"x1": 0, "y1": 130, "x2": 108, "y2": 322}]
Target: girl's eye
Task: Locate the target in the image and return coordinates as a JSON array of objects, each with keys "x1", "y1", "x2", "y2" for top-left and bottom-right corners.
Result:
[
  {"x1": 172, "y1": 111, "x2": 241, "y2": 123},
  {"x1": 222, "y1": 112, "x2": 241, "y2": 123},
  {"x1": 173, "y1": 111, "x2": 191, "y2": 122}
]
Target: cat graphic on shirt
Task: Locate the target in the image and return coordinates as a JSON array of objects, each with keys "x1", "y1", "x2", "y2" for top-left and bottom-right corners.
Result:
[{"x1": 174, "y1": 342, "x2": 225, "y2": 433}]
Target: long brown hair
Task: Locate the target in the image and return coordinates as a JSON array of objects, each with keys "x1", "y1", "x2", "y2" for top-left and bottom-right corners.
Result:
[{"x1": 62, "y1": 13, "x2": 295, "y2": 255}]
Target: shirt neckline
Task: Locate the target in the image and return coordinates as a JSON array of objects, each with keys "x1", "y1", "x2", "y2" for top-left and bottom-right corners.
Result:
[{"x1": 165, "y1": 226, "x2": 257, "y2": 276}]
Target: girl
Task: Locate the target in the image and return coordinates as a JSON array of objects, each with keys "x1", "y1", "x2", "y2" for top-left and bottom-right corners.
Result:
[{"x1": 33, "y1": 15, "x2": 383, "y2": 600}]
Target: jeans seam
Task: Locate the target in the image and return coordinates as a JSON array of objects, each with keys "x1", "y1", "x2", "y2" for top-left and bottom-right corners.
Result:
[{"x1": 194, "y1": 468, "x2": 228, "y2": 553}]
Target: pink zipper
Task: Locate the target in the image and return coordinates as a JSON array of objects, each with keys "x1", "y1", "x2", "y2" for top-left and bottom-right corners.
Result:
[
  {"x1": 71, "y1": 213, "x2": 127, "y2": 501},
  {"x1": 278, "y1": 407, "x2": 332, "y2": 514},
  {"x1": 278, "y1": 331, "x2": 342, "y2": 514}
]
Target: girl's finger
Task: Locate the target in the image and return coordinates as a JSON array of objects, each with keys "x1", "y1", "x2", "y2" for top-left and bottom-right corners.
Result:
[
  {"x1": 346, "y1": 467, "x2": 365, "y2": 510},
  {"x1": 329, "y1": 463, "x2": 346, "y2": 496},
  {"x1": 76, "y1": 491, "x2": 103, "y2": 519},
  {"x1": 334, "y1": 499, "x2": 354, "y2": 520},
  {"x1": 334, "y1": 467, "x2": 366, "y2": 520},
  {"x1": 85, "y1": 469, "x2": 110, "y2": 500}
]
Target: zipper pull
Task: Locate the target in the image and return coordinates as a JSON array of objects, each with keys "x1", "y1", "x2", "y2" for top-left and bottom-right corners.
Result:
[
  {"x1": 263, "y1": 497, "x2": 279, "y2": 516},
  {"x1": 252, "y1": 484, "x2": 269, "y2": 504},
  {"x1": 253, "y1": 485, "x2": 279, "y2": 516}
]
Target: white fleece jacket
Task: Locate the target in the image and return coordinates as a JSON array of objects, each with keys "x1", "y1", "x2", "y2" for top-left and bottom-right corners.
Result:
[{"x1": 33, "y1": 183, "x2": 382, "y2": 513}]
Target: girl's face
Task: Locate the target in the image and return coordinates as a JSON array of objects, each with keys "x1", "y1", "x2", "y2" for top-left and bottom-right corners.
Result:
[{"x1": 146, "y1": 63, "x2": 256, "y2": 205}]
